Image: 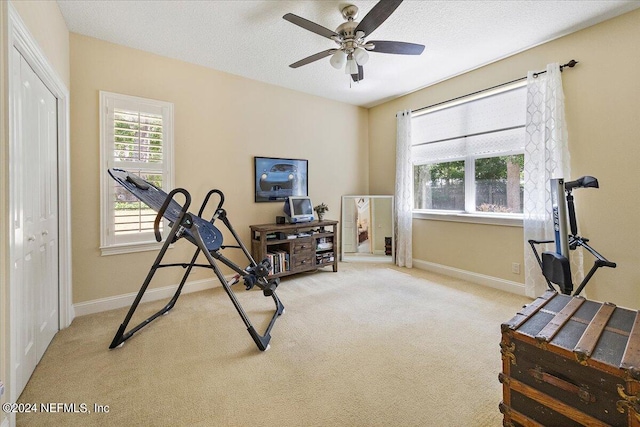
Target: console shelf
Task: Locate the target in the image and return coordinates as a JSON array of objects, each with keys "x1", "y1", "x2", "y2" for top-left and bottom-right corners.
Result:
[{"x1": 250, "y1": 220, "x2": 339, "y2": 278}]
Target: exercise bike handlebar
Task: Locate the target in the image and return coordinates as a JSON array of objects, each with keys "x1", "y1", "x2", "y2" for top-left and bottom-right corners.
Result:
[{"x1": 530, "y1": 237, "x2": 616, "y2": 268}]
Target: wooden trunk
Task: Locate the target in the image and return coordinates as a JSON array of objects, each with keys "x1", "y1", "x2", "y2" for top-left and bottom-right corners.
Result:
[{"x1": 500, "y1": 291, "x2": 640, "y2": 426}]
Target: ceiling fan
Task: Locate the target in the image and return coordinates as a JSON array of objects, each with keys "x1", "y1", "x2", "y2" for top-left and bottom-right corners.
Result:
[{"x1": 283, "y1": 0, "x2": 425, "y2": 82}]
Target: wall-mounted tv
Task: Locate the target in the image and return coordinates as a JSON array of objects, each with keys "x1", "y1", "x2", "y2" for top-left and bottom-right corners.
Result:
[{"x1": 254, "y1": 156, "x2": 308, "y2": 202}]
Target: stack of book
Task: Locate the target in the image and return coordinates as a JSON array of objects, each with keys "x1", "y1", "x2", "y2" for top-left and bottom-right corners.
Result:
[{"x1": 265, "y1": 250, "x2": 290, "y2": 275}]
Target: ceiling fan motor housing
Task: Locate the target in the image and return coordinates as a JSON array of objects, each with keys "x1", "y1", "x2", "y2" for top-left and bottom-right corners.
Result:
[{"x1": 336, "y1": 18, "x2": 366, "y2": 55}]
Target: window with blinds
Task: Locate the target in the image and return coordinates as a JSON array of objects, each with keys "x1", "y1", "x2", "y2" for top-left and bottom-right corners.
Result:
[
  {"x1": 412, "y1": 84, "x2": 526, "y2": 215},
  {"x1": 100, "y1": 92, "x2": 174, "y2": 255},
  {"x1": 113, "y1": 109, "x2": 163, "y2": 164}
]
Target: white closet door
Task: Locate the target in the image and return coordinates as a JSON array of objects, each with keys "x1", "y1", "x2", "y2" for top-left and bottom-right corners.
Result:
[
  {"x1": 34, "y1": 55, "x2": 59, "y2": 362},
  {"x1": 11, "y1": 47, "x2": 59, "y2": 396}
]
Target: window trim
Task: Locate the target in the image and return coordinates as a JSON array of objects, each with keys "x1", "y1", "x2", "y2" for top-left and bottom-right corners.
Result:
[
  {"x1": 99, "y1": 91, "x2": 175, "y2": 256},
  {"x1": 413, "y1": 210, "x2": 523, "y2": 227}
]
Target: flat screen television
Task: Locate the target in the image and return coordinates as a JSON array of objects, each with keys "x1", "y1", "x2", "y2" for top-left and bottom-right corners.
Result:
[{"x1": 283, "y1": 196, "x2": 314, "y2": 223}]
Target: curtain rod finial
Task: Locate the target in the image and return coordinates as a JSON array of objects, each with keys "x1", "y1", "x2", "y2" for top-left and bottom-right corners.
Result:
[{"x1": 565, "y1": 60, "x2": 578, "y2": 68}]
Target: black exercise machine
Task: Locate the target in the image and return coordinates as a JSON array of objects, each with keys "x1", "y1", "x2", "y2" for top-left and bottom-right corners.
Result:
[
  {"x1": 107, "y1": 168, "x2": 284, "y2": 351},
  {"x1": 528, "y1": 176, "x2": 616, "y2": 296}
]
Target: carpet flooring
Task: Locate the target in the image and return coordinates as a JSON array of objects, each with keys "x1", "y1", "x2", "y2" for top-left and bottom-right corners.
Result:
[{"x1": 17, "y1": 263, "x2": 530, "y2": 426}]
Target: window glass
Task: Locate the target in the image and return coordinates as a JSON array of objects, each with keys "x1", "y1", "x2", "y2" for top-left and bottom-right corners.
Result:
[
  {"x1": 475, "y1": 155, "x2": 524, "y2": 213},
  {"x1": 414, "y1": 160, "x2": 465, "y2": 211}
]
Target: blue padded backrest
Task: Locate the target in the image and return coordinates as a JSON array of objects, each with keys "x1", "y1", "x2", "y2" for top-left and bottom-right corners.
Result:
[
  {"x1": 108, "y1": 168, "x2": 223, "y2": 251},
  {"x1": 109, "y1": 168, "x2": 184, "y2": 223}
]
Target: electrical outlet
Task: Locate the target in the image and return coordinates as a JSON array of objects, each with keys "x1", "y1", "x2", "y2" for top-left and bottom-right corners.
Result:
[{"x1": 511, "y1": 262, "x2": 521, "y2": 275}]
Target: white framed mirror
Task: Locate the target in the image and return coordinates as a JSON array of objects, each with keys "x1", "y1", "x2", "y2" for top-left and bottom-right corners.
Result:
[{"x1": 341, "y1": 195, "x2": 394, "y2": 263}]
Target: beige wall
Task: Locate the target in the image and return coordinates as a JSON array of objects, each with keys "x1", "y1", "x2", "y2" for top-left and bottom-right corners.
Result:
[
  {"x1": 70, "y1": 34, "x2": 369, "y2": 303},
  {"x1": 1, "y1": 0, "x2": 69, "y2": 420},
  {"x1": 369, "y1": 8, "x2": 640, "y2": 308},
  {"x1": 10, "y1": 0, "x2": 70, "y2": 88}
]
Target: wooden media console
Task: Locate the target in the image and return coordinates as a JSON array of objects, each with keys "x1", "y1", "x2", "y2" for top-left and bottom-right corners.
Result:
[{"x1": 250, "y1": 220, "x2": 339, "y2": 278}]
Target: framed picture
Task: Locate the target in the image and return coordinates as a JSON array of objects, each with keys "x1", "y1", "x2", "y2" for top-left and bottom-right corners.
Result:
[{"x1": 254, "y1": 156, "x2": 308, "y2": 202}]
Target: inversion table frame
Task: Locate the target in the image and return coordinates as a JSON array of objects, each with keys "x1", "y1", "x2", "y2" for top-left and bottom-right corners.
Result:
[{"x1": 108, "y1": 168, "x2": 284, "y2": 351}]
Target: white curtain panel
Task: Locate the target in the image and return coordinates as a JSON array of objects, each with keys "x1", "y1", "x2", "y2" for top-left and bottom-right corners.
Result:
[
  {"x1": 523, "y1": 63, "x2": 583, "y2": 298},
  {"x1": 395, "y1": 110, "x2": 413, "y2": 268}
]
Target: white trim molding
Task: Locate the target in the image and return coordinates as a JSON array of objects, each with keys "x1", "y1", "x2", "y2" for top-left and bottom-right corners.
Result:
[
  {"x1": 8, "y1": 3, "x2": 73, "y2": 328},
  {"x1": 413, "y1": 211, "x2": 523, "y2": 227},
  {"x1": 413, "y1": 258, "x2": 526, "y2": 296},
  {"x1": 100, "y1": 241, "x2": 165, "y2": 256},
  {"x1": 7, "y1": 3, "x2": 73, "y2": 410},
  {"x1": 73, "y1": 278, "x2": 220, "y2": 317},
  {"x1": 99, "y1": 91, "x2": 175, "y2": 255}
]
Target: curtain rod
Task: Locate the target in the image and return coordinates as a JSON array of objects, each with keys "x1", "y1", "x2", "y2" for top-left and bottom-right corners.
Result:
[{"x1": 410, "y1": 59, "x2": 578, "y2": 115}]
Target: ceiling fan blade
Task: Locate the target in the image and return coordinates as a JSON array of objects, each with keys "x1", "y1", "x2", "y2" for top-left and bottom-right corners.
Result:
[
  {"x1": 289, "y1": 49, "x2": 336, "y2": 68},
  {"x1": 283, "y1": 13, "x2": 340, "y2": 39},
  {"x1": 355, "y1": 0, "x2": 403, "y2": 37},
  {"x1": 368, "y1": 40, "x2": 425, "y2": 55},
  {"x1": 351, "y1": 65, "x2": 364, "y2": 82}
]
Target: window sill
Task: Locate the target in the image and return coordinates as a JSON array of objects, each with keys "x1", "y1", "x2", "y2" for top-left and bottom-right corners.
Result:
[
  {"x1": 412, "y1": 211, "x2": 523, "y2": 227},
  {"x1": 100, "y1": 241, "x2": 168, "y2": 256}
]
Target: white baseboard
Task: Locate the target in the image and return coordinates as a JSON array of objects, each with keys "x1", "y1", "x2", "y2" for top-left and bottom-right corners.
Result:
[
  {"x1": 343, "y1": 255, "x2": 393, "y2": 264},
  {"x1": 73, "y1": 278, "x2": 220, "y2": 317},
  {"x1": 412, "y1": 259, "x2": 526, "y2": 296}
]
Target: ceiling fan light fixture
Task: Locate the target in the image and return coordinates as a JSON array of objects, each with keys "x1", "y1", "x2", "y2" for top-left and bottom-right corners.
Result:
[
  {"x1": 345, "y1": 55, "x2": 358, "y2": 75},
  {"x1": 353, "y1": 47, "x2": 369, "y2": 65},
  {"x1": 330, "y1": 50, "x2": 347, "y2": 69}
]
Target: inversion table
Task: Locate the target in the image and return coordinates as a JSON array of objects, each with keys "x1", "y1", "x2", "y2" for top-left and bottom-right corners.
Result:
[{"x1": 108, "y1": 168, "x2": 284, "y2": 351}]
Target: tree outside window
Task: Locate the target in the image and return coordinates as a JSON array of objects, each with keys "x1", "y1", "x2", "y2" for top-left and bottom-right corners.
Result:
[{"x1": 414, "y1": 154, "x2": 523, "y2": 214}]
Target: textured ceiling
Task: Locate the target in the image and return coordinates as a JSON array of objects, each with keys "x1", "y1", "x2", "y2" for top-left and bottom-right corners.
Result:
[{"x1": 57, "y1": 0, "x2": 640, "y2": 108}]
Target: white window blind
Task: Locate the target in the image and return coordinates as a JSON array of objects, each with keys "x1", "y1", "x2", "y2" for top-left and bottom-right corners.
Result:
[
  {"x1": 113, "y1": 109, "x2": 164, "y2": 164},
  {"x1": 412, "y1": 85, "x2": 526, "y2": 163},
  {"x1": 100, "y1": 91, "x2": 174, "y2": 255},
  {"x1": 412, "y1": 127, "x2": 525, "y2": 164}
]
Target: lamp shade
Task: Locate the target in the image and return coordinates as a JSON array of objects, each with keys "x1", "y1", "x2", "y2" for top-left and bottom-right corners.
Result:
[
  {"x1": 330, "y1": 50, "x2": 347, "y2": 69},
  {"x1": 353, "y1": 47, "x2": 369, "y2": 65},
  {"x1": 345, "y1": 55, "x2": 358, "y2": 75}
]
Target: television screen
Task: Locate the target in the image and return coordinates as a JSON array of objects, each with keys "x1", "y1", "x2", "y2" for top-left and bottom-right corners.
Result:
[{"x1": 292, "y1": 198, "x2": 312, "y2": 215}]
